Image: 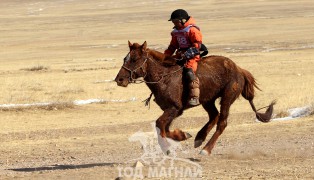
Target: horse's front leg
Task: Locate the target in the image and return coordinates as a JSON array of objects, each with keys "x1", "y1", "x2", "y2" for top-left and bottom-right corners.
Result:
[
  {"x1": 155, "y1": 108, "x2": 191, "y2": 154},
  {"x1": 156, "y1": 107, "x2": 190, "y2": 141}
]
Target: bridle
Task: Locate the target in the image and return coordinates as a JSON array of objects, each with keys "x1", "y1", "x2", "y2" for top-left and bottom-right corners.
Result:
[
  {"x1": 122, "y1": 52, "x2": 148, "y2": 83},
  {"x1": 122, "y1": 52, "x2": 182, "y2": 84}
]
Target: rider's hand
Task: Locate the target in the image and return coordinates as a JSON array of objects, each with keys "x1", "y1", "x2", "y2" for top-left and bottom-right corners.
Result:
[{"x1": 180, "y1": 53, "x2": 187, "y2": 60}]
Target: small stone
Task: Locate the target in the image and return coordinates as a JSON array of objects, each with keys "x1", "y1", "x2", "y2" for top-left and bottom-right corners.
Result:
[{"x1": 133, "y1": 161, "x2": 144, "y2": 168}]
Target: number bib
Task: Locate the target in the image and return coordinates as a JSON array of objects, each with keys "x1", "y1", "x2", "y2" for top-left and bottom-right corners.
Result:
[{"x1": 171, "y1": 25, "x2": 199, "y2": 49}]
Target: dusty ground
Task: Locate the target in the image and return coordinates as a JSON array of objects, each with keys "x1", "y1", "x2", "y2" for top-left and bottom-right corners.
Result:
[{"x1": 0, "y1": 0, "x2": 314, "y2": 179}]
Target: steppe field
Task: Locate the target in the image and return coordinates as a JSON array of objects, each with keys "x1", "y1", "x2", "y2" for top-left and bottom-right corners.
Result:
[{"x1": 0, "y1": 0, "x2": 314, "y2": 179}]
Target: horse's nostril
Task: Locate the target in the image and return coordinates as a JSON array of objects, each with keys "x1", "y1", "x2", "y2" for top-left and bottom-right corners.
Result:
[{"x1": 119, "y1": 78, "x2": 124, "y2": 82}]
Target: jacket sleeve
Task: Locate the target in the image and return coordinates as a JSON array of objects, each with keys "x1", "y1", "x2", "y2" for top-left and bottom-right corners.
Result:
[
  {"x1": 164, "y1": 33, "x2": 179, "y2": 56},
  {"x1": 189, "y1": 27, "x2": 202, "y2": 49}
]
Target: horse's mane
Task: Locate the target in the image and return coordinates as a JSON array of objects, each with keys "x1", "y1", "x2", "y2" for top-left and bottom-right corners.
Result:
[
  {"x1": 147, "y1": 48, "x2": 165, "y2": 62},
  {"x1": 147, "y1": 48, "x2": 176, "y2": 66}
]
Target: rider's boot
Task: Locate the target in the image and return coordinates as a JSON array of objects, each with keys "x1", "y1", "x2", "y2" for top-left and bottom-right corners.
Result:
[
  {"x1": 186, "y1": 68, "x2": 200, "y2": 106},
  {"x1": 189, "y1": 77, "x2": 200, "y2": 106}
]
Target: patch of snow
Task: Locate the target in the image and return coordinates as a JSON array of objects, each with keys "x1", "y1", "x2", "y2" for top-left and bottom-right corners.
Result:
[
  {"x1": 73, "y1": 98, "x2": 136, "y2": 105},
  {"x1": 0, "y1": 98, "x2": 136, "y2": 109},
  {"x1": 0, "y1": 102, "x2": 51, "y2": 108},
  {"x1": 93, "y1": 79, "x2": 115, "y2": 83},
  {"x1": 272, "y1": 105, "x2": 312, "y2": 121}
]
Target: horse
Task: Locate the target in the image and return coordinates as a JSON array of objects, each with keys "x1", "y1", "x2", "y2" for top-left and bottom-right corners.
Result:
[{"x1": 115, "y1": 41, "x2": 276, "y2": 155}]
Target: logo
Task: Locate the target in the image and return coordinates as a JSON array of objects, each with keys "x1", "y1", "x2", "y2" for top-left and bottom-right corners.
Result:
[{"x1": 117, "y1": 122, "x2": 202, "y2": 179}]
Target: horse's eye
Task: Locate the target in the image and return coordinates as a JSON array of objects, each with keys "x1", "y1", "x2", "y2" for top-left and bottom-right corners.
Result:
[{"x1": 130, "y1": 55, "x2": 138, "y2": 62}]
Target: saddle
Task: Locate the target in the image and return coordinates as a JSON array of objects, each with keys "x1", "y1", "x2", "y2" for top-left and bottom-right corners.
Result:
[{"x1": 161, "y1": 44, "x2": 208, "y2": 66}]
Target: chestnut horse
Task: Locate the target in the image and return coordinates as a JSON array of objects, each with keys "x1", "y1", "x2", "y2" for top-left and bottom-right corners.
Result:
[{"x1": 115, "y1": 41, "x2": 275, "y2": 155}]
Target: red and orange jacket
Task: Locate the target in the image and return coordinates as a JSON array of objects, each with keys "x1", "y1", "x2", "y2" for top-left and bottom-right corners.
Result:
[{"x1": 164, "y1": 17, "x2": 203, "y2": 56}]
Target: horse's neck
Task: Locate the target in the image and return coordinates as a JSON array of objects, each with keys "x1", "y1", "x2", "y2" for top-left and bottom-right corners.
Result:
[
  {"x1": 145, "y1": 58, "x2": 180, "y2": 82},
  {"x1": 146, "y1": 59, "x2": 164, "y2": 76},
  {"x1": 144, "y1": 53, "x2": 165, "y2": 77},
  {"x1": 144, "y1": 50, "x2": 182, "y2": 96},
  {"x1": 144, "y1": 58, "x2": 181, "y2": 97}
]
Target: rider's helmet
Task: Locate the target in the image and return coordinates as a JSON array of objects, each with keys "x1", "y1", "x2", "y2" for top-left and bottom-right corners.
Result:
[{"x1": 168, "y1": 9, "x2": 189, "y2": 22}]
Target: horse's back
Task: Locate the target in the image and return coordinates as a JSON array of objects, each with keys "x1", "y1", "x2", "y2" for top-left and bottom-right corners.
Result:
[
  {"x1": 197, "y1": 55, "x2": 239, "y2": 76},
  {"x1": 200, "y1": 55, "x2": 235, "y2": 66},
  {"x1": 196, "y1": 55, "x2": 245, "y2": 99}
]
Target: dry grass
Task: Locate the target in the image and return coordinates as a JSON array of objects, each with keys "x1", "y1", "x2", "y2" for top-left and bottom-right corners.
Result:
[
  {"x1": 20, "y1": 65, "x2": 49, "y2": 71},
  {"x1": 273, "y1": 84, "x2": 314, "y2": 116},
  {"x1": 0, "y1": 0, "x2": 313, "y2": 179},
  {"x1": 0, "y1": 102, "x2": 74, "y2": 112},
  {"x1": 63, "y1": 66, "x2": 114, "y2": 73},
  {"x1": 307, "y1": 103, "x2": 314, "y2": 116},
  {"x1": 275, "y1": 111, "x2": 290, "y2": 118}
]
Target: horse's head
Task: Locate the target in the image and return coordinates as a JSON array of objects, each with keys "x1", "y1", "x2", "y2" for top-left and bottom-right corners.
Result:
[{"x1": 115, "y1": 41, "x2": 148, "y2": 87}]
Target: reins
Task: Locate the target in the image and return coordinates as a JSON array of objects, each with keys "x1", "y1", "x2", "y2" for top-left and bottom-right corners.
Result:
[
  {"x1": 122, "y1": 57, "x2": 148, "y2": 83},
  {"x1": 122, "y1": 52, "x2": 182, "y2": 84}
]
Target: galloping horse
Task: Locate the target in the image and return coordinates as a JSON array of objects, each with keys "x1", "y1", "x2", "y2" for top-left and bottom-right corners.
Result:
[{"x1": 115, "y1": 41, "x2": 275, "y2": 155}]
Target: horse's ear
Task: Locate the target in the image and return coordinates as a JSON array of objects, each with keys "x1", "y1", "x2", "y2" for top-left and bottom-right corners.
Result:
[
  {"x1": 128, "y1": 40, "x2": 132, "y2": 50},
  {"x1": 142, "y1": 41, "x2": 147, "y2": 51}
]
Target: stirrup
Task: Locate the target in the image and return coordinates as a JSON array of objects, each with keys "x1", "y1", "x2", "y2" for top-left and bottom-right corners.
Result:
[{"x1": 188, "y1": 97, "x2": 200, "y2": 106}]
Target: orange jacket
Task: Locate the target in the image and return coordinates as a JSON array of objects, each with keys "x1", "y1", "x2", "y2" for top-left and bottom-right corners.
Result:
[{"x1": 164, "y1": 17, "x2": 203, "y2": 56}]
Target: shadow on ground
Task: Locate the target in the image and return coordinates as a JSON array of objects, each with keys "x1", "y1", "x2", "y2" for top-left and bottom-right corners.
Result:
[{"x1": 7, "y1": 162, "x2": 119, "y2": 172}]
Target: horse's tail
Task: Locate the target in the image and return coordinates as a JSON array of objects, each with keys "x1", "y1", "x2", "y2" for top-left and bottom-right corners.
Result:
[{"x1": 241, "y1": 68, "x2": 276, "y2": 123}]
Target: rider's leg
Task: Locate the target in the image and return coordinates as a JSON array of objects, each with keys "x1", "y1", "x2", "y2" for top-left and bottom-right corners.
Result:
[{"x1": 185, "y1": 56, "x2": 200, "y2": 106}]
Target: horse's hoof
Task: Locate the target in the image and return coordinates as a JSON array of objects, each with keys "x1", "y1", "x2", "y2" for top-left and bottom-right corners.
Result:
[
  {"x1": 194, "y1": 140, "x2": 203, "y2": 148},
  {"x1": 166, "y1": 150, "x2": 171, "y2": 155},
  {"x1": 185, "y1": 132, "x2": 192, "y2": 139},
  {"x1": 199, "y1": 149, "x2": 209, "y2": 156}
]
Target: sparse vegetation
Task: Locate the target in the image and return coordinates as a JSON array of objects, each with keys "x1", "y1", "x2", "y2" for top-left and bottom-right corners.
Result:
[
  {"x1": 0, "y1": 1, "x2": 313, "y2": 179},
  {"x1": 63, "y1": 66, "x2": 116, "y2": 73},
  {"x1": 20, "y1": 65, "x2": 49, "y2": 71},
  {"x1": 274, "y1": 104, "x2": 314, "y2": 118},
  {"x1": 275, "y1": 111, "x2": 290, "y2": 118},
  {"x1": 0, "y1": 102, "x2": 74, "y2": 112},
  {"x1": 309, "y1": 104, "x2": 314, "y2": 116}
]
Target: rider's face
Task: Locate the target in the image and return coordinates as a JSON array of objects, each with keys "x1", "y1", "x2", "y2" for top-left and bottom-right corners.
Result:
[{"x1": 172, "y1": 19, "x2": 184, "y2": 29}]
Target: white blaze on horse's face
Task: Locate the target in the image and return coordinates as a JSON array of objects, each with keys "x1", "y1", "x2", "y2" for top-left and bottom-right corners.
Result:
[{"x1": 123, "y1": 52, "x2": 131, "y2": 64}]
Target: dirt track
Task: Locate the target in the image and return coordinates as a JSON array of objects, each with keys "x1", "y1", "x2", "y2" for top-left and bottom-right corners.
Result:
[
  {"x1": 1, "y1": 110, "x2": 313, "y2": 179},
  {"x1": 0, "y1": 0, "x2": 314, "y2": 179}
]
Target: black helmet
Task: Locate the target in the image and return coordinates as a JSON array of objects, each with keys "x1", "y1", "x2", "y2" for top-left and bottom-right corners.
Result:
[{"x1": 168, "y1": 9, "x2": 189, "y2": 21}]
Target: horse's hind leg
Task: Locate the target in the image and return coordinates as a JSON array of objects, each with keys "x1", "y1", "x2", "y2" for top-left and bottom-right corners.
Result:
[
  {"x1": 194, "y1": 100, "x2": 219, "y2": 148},
  {"x1": 200, "y1": 84, "x2": 240, "y2": 155},
  {"x1": 200, "y1": 100, "x2": 230, "y2": 155}
]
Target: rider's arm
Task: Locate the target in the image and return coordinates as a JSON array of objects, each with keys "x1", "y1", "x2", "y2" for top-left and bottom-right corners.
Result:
[
  {"x1": 164, "y1": 34, "x2": 179, "y2": 56},
  {"x1": 189, "y1": 27, "x2": 202, "y2": 50}
]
